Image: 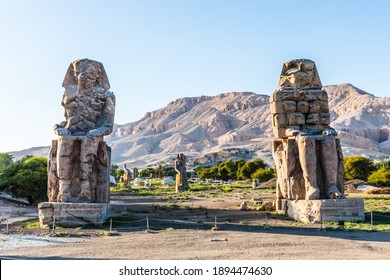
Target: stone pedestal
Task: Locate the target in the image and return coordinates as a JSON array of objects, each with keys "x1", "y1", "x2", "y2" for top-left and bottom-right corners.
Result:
[
  {"x1": 277, "y1": 198, "x2": 365, "y2": 223},
  {"x1": 38, "y1": 202, "x2": 110, "y2": 227}
]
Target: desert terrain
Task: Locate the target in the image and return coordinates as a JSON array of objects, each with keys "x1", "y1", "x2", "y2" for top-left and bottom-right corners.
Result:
[{"x1": 1, "y1": 184, "x2": 389, "y2": 260}]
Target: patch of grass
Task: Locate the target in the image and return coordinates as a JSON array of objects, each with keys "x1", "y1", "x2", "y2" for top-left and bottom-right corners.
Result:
[
  {"x1": 13, "y1": 218, "x2": 41, "y2": 229},
  {"x1": 221, "y1": 186, "x2": 233, "y2": 192},
  {"x1": 167, "y1": 203, "x2": 180, "y2": 210},
  {"x1": 110, "y1": 186, "x2": 131, "y2": 193},
  {"x1": 54, "y1": 231, "x2": 70, "y2": 237},
  {"x1": 0, "y1": 237, "x2": 8, "y2": 241},
  {"x1": 96, "y1": 230, "x2": 119, "y2": 236},
  {"x1": 188, "y1": 185, "x2": 214, "y2": 192},
  {"x1": 136, "y1": 188, "x2": 176, "y2": 197}
]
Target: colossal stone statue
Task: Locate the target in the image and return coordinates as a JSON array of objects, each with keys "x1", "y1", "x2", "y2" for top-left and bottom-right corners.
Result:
[
  {"x1": 48, "y1": 58, "x2": 115, "y2": 203},
  {"x1": 271, "y1": 59, "x2": 344, "y2": 211},
  {"x1": 175, "y1": 153, "x2": 189, "y2": 192},
  {"x1": 39, "y1": 59, "x2": 115, "y2": 227}
]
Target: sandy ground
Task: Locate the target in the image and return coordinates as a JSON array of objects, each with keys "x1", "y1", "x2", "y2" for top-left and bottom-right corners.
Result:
[
  {"x1": 1, "y1": 188, "x2": 390, "y2": 260},
  {"x1": 1, "y1": 228, "x2": 390, "y2": 260}
]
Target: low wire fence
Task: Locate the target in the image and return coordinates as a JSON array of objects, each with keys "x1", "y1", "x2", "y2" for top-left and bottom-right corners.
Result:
[{"x1": 1, "y1": 209, "x2": 390, "y2": 234}]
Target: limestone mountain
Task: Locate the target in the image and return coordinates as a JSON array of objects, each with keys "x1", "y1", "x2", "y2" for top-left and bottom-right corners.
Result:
[
  {"x1": 10, "y1": 83, "x2": 390, "y2": 167},
  {"x1": 104, "y1": 92, "x2": 273, "y2": 166}
]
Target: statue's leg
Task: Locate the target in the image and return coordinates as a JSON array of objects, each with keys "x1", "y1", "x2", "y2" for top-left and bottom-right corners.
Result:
[
  {"x1": 322, "y1": 135, "x2": 344, "y2": 198},
  {"x1": 296, "y1": 135, "x2": 320, "y2": 200},
  {"x1": 56, "y1": 137, "x2": 74, "y2": 202},
  {"x1": 78, "y1": 137, "x2": 100, "y2": 202}
]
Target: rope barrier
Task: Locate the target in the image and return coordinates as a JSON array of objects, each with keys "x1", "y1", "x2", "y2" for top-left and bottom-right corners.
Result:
[{"x1": 109, "y1": 218, "x2": 147, "y2": 224}]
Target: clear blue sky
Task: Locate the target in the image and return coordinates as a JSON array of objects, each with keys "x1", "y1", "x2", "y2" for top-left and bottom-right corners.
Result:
[{"x1": 1, "y1": 0, "x2": 390, "y2": 152}]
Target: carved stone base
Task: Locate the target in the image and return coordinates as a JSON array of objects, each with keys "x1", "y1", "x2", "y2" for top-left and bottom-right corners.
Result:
[
  {"x1": 277, "y1": 199, "x2": 365, "y2": 223},
  {"x1": 38, "y1": 202, "x2": 110, "y2": 227}
]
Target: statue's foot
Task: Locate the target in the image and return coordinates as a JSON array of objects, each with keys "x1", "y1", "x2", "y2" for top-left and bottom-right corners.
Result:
[
  {"x1": 328, "y1": 185, "x2": 344, "y2": 199},
  {"x1": 305, "y1": 186, "x2": 320, "y2": 200},
  {"x1": 58, "y1": 193, "x2": 71, "y2": 202}
]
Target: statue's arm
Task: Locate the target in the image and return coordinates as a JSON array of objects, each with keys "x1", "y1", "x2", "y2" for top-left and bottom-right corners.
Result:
[
  {"x1": 53, "y1": 94, "x2": 71, "y2": 136},
  {"x1": 88, "y1": 92, "x2": 116, "y2": 137},
  {"x1": 53, "y1": 124, "x2": 71, "y2": 136}
]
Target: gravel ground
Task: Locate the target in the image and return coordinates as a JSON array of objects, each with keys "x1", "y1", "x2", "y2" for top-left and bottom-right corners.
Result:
[
  {"x1": 1, "y1": 228, "x2": 390, "y2": 260},
  {"x1": 0, "y1": 233, "x2": 85, "y2": 251}
]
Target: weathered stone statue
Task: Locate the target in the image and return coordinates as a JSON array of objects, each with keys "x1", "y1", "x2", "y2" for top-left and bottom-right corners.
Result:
[
  {"x1": 123, "y1": 164, "x2": 131, "y2": 187},
  {"x1": 132, "y1": 167, "x2": 139, "y2": 179},
  {"x1": 49, "y1": 58, "x2": 115, "y2": 203},
  {"x1": 271, "y1": 59, "x2": 364, "y2": 222},
  {"x1": 175, "y1": 153, "x2": 188, "y2": 192},
  {"x1": 39, "y1": 59, "x2": 115, "y2": 227}
]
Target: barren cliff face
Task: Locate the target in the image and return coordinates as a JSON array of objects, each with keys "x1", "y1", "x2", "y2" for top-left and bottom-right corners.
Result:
[
  {"x1": 11, "y1": 84, "x2": 390, "y2": 166},
  {"x1": 103, "y1": 84, "x2": 390, "y2": 166}
]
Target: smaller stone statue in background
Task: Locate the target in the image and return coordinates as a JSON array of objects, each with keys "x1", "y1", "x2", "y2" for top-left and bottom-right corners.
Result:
[
  {"x1": 175, "y1": 153, "x2": 189, "y2": 192},
  {"x1": 123, "y1": 164, "x2": 131, "y2": 187}
]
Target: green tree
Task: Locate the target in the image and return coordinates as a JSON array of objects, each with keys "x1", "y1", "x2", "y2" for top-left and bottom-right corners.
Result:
[
  {"x1": 139, "y1": 168, "x2": 155, "y2": 178},
  {"x1": 251, "y1": 168, "x2": 275, "y2": 182},
  {"x1": 0, "y1": 153, "x2": 13, "y2": 171},
  {"x1": 218, "y1": 159, "x2": 245, "y2": 180},
  {"x1": 344, "y1": 156, "x2": 375, "y2": 180},
  {"x1": 198, "y1": 167, "x2": 217, "y2": 180},
  {"x1": 0, "y1": 156, "x2": 47, "y2": 203},
  {"x1": 368, "y1": 166, "x2": 390, "y2": 187},
  {"x1": 218, "y1": 166, "x2": 230, "y2": 181},
  {"x1": 110, "y1": 163, "x2": 119, "y2": 177},
  {"x1": 237, "y1": 159, "x2": 268, "y2": 179},
  {"x1": 159, "y1": 166, "x2": 176, "y2": 177},
  {"x1": 115, "y1": 169, "x2": 124, "y2": 180}
]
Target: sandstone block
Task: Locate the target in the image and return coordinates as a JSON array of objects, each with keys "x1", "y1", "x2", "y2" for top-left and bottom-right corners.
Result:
[
  {"x1": 297, "y1": 101, "x2": 309, "y2": 113},
  {"x1": 320, "y1": 101, "x2": 329, "y2": 112},
  {"x1": 306, "y1": 113, "x2": 320, "y2": 124},
  {"x1": 301, "y1": 90, "x2": 317, "y2": 101},
  {"x1": 277, "y1": 90, "x2": 305, "y2": 101},
  {"x1": 273, "y1": 127, "x2": 287, "y2": 138},
  {"x1": 274, "y1": 113, "x2": 288, "y2": 126},
  {"x1": 288, "y1": 113, "x2": 305, "y2": 125},
  {"x1": 309, "y1": 100, "x2": 322, "y2": 113},
  {"x1": 270, "y1": 101, "x2": 283, "y2": 114},
  {"x1": 320, "y1": 113, "x2": 331, "y2": 125},
  {"x1": 279, "y1": 198, "x2": 365, "y2": 223},
  {"x1": 283, "y1": 101, "x2": 297, "y2": 112},
  {"x1": 38, "y1": 202, "x2": 111, "y2": 227}
]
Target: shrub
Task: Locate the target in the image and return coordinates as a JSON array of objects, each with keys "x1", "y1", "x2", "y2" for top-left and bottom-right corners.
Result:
[
  {"x1": 367, "y1": 166, "x2": 390, "y2": 187},
  {"x1": 0, "y1": 156, "x2": 47, "y2": 203},
  {"x1": 251, "y1": 168, "x2": 275, "y2": 182},
  {"x1": 344, "y1": 156, "x2": 375, "y2": 180},
  {"x1": 237, "y1": 159, "x2": 267, "y2": 179}
]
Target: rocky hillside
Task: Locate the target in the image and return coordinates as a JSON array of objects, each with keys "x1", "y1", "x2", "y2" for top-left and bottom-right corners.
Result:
[
  {"x1": 10, "y1": 84, "x2": 390, "y2": 167},
  {"x1": 105, "y1": 92, "x2": 272, "y2": 166}
]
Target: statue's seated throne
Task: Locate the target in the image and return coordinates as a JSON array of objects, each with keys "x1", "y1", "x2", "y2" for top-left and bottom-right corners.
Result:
[
  {"x1": 271, "y1": 59, "x2": 363, "y2": 222},
  {"x1": 48, "y1": 138, "x2": 111, "y2": 203}
]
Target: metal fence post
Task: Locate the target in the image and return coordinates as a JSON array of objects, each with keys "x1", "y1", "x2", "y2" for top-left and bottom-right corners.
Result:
[
  {"x1": 371, "y1": 212, "x2": 373, "y2": 231},
  {"x1": 52, "y1": 217, "x2": 56, "y2": 235}
]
